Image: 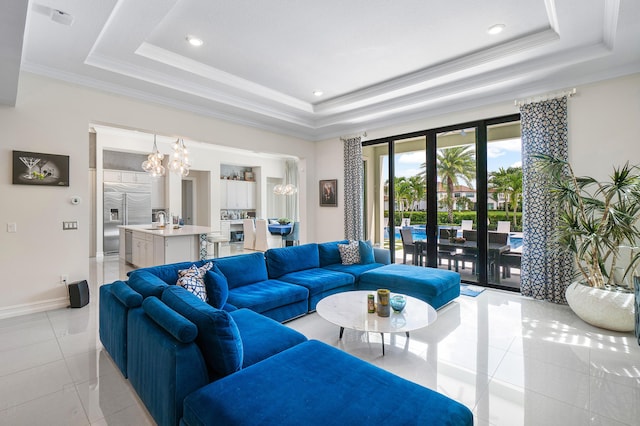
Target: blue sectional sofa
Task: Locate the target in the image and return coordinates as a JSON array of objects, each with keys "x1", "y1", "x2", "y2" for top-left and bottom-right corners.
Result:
[
  {"x1": 99, "y1": 240, "x2": 467, "y2": 425},
  {"x1": 122, "y1": 284, "x2": 472, "y2": 426}
]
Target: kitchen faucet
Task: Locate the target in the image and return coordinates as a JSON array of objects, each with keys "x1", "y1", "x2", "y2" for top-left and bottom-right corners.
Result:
[{"x1": 156, "y1": 211, "x2": 167, "y2": 227}]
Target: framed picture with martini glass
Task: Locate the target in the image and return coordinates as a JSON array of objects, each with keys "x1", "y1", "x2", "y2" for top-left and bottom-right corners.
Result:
[{"x1": 12, "y1": 150, "x2": 70, "y2": 186}]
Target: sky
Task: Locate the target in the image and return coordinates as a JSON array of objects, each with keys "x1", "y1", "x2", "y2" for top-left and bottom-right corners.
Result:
[{"x1": 384, "y1": 138, "x2": 522, "y2": 183}]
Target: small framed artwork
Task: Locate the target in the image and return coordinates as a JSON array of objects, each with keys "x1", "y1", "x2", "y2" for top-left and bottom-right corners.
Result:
[
  {"x1": 319, "y1": 179, "x2": 338, "y2": 207},
  {"x1": 12, "y1": 150, "x2": 70, "y2": 186},
  {"x1": 244, "y1": 171, "x2": 254, "y2": 181}
]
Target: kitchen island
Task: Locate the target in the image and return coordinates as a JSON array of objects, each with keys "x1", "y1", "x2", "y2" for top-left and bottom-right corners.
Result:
[{"x1": 119, "y1": 225, "x2": 224, "y2": 268}]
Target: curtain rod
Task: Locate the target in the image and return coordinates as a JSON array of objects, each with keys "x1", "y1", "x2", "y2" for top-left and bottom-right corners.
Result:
[
  {"x1": 340, "y1": 131, "x2": 367, "y2": 142},
  {"x1": 514, "y1": 88, "x2": 576, "y2": 107}
]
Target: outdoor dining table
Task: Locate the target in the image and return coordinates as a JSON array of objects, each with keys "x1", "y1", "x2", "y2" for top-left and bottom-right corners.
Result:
[{"x1": 413, "y1": 239, "x2": 511, "y2": 284}]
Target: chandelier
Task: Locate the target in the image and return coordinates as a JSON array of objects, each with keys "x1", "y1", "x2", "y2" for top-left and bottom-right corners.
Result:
[
  {"x1": 141, "y1": 135, "x2": 165, "y2": 177},
  {"x1": 273, "y1": 183, "x2": 297, "y2": 195},
  {"x1": 168, "y1": 139, "x2": 191, "y2": 177}
]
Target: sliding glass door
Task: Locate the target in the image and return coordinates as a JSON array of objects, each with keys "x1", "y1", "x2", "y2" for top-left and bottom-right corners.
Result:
[{"x1": 362, "y1": 114, "x2": 521, "y2": 290}]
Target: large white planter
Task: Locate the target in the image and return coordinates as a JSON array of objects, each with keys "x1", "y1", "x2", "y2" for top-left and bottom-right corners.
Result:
[{"x1": 565, "y1": 282, "x2": 635, "y2": 332}]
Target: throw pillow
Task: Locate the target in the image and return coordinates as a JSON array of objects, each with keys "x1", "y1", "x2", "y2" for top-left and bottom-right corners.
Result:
[
  {"x1": 204, "y1": 264, "x2": 229, "y2": 309},
  {"x1": 338, "y1": 240, "x2": 361, "y2": 265},
  {"x1": 162, "y1": 286, "x2": 243, "y2": 380},
  {"x1": 177, "y1": 262, "x2": 213, "y2": 302},
  {"x1": 358, "y1": 240, "x2": 375, "y2": 264}
]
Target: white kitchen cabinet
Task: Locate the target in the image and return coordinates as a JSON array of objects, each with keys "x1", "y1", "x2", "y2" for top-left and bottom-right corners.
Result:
[
  {"x1": 153, "y1": 235, "x2": 195, "y2": 265},
  {"x1": 122, "y1": 171, "x2": 151, "y2": 184},
  {"x1": 103, "y1": 170, "x2": 122, "y2": 183},
  {"x1": 220, "y1": 180, "x2": 256, "y2": 209},
  {"x1": 132, "y1": 233, "x2": 154, "y2": 268},
  {"x1": 151, "y1": 175, "x2": 166, "y2": 208}
]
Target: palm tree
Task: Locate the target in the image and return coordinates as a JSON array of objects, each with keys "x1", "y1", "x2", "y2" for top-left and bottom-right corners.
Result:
[
  {"x1": 434, "y1": 146, "x2": 476, "y2": 223},
  {"x1": 394, "y1": 177, "x2": 413, "y2": 217},
  {"x1": 488, "y1": 167, "x2": 522, "y2": 226},
  {"x1": 407, "y1": 175, "x2": 426, "y2": 211}
]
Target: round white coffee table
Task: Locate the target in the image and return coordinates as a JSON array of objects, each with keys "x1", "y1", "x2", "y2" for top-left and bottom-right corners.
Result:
[{"x1": 316, "y1": 290, "x2": 437, "y2": 355}]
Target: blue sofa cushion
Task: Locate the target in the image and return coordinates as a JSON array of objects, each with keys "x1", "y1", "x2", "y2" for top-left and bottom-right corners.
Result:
[
  {"x1": 229, "y1": 309, "x2": 307, "y2": 367},
  {"x1": 204, "y1": 264, "x2": 229, "y2": 309},
  {"x1": 127, "y1": 270, "x2": 169, "y2": 298},
  {"x1": 214, "y1": 252, "x2": 268, "y2": 289},
  {"x1": 318, "y1": 240, "x2": 348, "y2": 267},
  {"x1": 227, "y1": 279, "x2": 308, "y2": 314},
  {"x1": 278, "y1": 268, "x2": 354, "y2": 295},
  {"x1": 111, "y1": 280, "x2": 143, "y2": 308},
  {"x1": 359, "y1": 240, "x2": 375, "y2": 264},
  {"x1": 142, "y1": 297, "x2": 197, "y2": 343},
  {"x1": 265, "y1": 243, "x2": 320, "y2": 278},
  {"x1": 323, "y1": 262, "x2": 384, "y2": 280},
  {"x1": 181, "y1": 340, "x2": 473, "y2": 426},
  {"x1": 130, "y1": 261, "x2": 201, "y2": 285},
  {"x1": 161, "y1": 286, "x2": 243, "y2": 380}
]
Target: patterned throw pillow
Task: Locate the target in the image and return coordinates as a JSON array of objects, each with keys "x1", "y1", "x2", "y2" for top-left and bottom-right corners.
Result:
[
  {"x1": 177, "y1": 262, "x2": 213, "y2": 302},
  {"x1": 338, "y1": 240, "x2": 361, "y2": 265}
]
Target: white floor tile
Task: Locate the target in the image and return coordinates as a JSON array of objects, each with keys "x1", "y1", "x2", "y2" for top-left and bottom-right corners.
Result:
[
  {"x1": 0, "y1": 386, "x2": 88, "y2": 426},
  {"x1": 90, "y1": 403, "x2": 155, "y2": 426},
  {"x1": 0, "y1": 359, "x2": 75, "y2": 410},
  {"x1": 589, "y1": 376, "x2": 640, "y2": 425},
  {"x1": 75, "y1": 372, "x2": 138, "y2": 423},
  {"x1": 64, "y1": 349, "x2": 119, "y2": 384},
  {"x1": 0, "y1": 257, "x2": 638, "y2": 426},
  {"x1": 492, "y1": 351, "x2": 591, "y2": 409},
  {"x1": 0, "y1": 319, "x2": 57, "y2": 352},
  {"x1": 0, "y1": 338, "x2": 63, "y2": 377}
]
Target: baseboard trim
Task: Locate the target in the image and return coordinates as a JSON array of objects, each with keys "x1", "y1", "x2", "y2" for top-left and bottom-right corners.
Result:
[{"x1": 0, "y1": 297, "x2": 69, "y2": 320}]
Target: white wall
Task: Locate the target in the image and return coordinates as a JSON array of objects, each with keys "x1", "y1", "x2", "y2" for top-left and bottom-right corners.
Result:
[
  {"x1": 313, "y1": 73, "x2": 640, "y2": 242},
  {"x1": 0, "y1": 72, "x2": 314, "y2": 317}
]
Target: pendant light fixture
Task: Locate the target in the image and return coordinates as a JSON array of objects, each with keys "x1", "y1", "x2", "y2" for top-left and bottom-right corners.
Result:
[
  {"x1": 168, "y1": 138, "x2": 191, "y2": 177},
  {"x1": 273, "y1": 183, "x2": 297, "y2": 195},
  {"x1": 141, "y1": 135, "x2": 165, "y2": 177}
]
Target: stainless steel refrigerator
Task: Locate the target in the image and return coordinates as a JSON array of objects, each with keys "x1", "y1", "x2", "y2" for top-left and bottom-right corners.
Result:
[{"x1": 103, "y1": 182, "x2": 151, "y2": 254}]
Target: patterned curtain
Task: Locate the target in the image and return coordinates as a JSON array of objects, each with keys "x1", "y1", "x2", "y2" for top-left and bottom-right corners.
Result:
[
  {"x1": 519, "y1": 96, "x2": 574, "y2": 303},
  {"x1": 343, "y1": 136, "x2": 363, "y2": 240}
]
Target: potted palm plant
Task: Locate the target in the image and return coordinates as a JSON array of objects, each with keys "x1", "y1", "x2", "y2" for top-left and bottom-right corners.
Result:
[{"x1": 534, "y1": 153, "x2": 640, "y2": 332}]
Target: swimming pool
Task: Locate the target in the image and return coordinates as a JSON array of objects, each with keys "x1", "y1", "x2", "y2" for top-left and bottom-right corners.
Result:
[{"x1": 385, "y1": 225, "x2": 522, "y2": 249}]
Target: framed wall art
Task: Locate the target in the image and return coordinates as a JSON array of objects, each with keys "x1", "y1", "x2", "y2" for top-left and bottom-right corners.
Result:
[
  {"x1": 12, "y1": 150, "x2": 70, "y2": 186},
  {"x1": 319, "y1": 179, "x2": 337, "y2": 207}
]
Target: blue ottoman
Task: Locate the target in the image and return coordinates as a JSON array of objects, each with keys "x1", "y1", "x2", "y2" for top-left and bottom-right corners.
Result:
[{"x1": 358, "y1": 264, "x2": 460, "y2": 309}]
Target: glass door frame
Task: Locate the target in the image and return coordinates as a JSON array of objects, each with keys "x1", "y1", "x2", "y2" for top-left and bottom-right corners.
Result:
[{"x1": 363, "y1": 113, "x2": 520, "y2": 288}]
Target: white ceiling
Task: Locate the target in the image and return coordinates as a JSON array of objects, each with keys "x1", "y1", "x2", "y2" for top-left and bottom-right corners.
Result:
[{"x1": 5, "y1": 0, "x2": 640, "y2": 140}]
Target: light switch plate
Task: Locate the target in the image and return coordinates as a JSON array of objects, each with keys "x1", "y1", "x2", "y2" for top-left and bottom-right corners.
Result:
[
  {"x1": 7, "y1": 223, "x2": 17, "y2": 233},
  {"x1": 63, "y1": 221, "x2": 78, "y2": 230}
]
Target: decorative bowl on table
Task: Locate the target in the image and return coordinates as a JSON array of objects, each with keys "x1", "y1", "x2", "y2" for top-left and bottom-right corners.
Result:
[{"x1": 390, "y1": 295, "x2": 406, "y2": 312}]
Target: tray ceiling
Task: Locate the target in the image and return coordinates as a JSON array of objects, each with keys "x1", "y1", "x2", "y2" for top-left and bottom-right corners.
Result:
[{"x1": 4, "y1": 0, "x2": 640, "y2": 140}]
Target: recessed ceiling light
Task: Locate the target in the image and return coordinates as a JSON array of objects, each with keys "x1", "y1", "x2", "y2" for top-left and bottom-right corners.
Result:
[
  {"x1": 186, "y1": 36, "x2": 204, "y2": 47},
  {"x1": 487, "y1": 24, "x2": 505, "y2": 35},
  {"x1": 313, "y1": 91, "x2": 324, "y2": 97}
]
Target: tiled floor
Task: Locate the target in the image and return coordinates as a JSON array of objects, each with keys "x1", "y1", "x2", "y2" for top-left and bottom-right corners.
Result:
[{"x1": 1, "y1": 255, "x2": 638, "y2": 425}]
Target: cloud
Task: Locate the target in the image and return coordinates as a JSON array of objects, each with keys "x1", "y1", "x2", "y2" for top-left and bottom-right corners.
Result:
[
  {"x1": 487, "y1": 138, "x2": 521, "y2": 158},
  {"x1": 397, "y1": 151, "x2": 426, "y2": 164},
  {"x1": 511, "y1": 160, "x2": 522, "y2": 168}
]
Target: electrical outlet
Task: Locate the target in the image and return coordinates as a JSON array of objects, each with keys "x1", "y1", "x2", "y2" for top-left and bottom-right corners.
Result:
[{"x1": 60, "y1": 275, "x2": 68, "y2": 285}]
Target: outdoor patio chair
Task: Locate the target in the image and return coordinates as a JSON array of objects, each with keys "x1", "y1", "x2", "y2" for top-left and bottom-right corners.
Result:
[
  {"x1": 400, "y1": 227, "x2": 415, "y2": 264},
  {"x1": 461, "y1": 220, "x2": 473, "y2": 230},
  {"x1": 497, "y1": 221, "x2": 511, "y2": 234},
  {"x1": 456, "y1": 229, "x2": 478, "y2": 273},
  {"x1": 438, "y1": 228, "x2": 458, "y2": 270}
]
